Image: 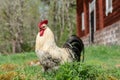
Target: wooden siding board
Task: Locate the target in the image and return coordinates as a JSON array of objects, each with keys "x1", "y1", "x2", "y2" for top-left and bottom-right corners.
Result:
[
  {"x1": 84, "y1": 0, "x2": 89, "y2": 36},
  {"x1": 96, "y1": 0, "x2": 100, "y2": 31},
  {"x1": 76, "y1": 0, "x2": 83, "y2": 37}
]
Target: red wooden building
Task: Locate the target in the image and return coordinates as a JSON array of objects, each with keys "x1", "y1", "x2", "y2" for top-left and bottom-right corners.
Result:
[{"x1": 76, "y1": 0, "x2": 120, "y2": 45}]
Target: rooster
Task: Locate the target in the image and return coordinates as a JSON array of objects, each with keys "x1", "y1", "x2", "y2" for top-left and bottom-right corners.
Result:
[{"x1": 35, "y1": 20, "x2": 84, "y2": 71}]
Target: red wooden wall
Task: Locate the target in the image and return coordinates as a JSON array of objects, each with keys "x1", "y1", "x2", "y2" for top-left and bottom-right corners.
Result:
[
  {"x1": 104, "y1": 0, "x2": 120, "y2": 27},
  {"x1": 76, "y1": 0, "x2": 120, "y2": 37}
]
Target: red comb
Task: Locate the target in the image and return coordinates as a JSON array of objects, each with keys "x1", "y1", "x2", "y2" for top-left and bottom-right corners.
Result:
[{"x1": 38, "y1": 20, "x2": 48, "y2": 28}]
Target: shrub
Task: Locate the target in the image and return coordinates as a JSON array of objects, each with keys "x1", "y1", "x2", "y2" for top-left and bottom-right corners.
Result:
[{"x1": 43, "y1": 62, "x2": 120, "y2": 80}]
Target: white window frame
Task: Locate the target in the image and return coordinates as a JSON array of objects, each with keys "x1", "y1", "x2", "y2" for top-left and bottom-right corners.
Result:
[
  {"x1": 81, "y1": 12, "x2": 85, "y2": 31},
  {"x1": 106, "y1": 0, "x2": 113, "y2": 16},
  {"x1": 89, "y1": 0, "x2": 96, "y2": 32}
]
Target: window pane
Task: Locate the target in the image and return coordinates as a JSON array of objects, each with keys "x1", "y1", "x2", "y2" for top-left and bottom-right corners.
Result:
[
  {"x1": 82, "y1": 12, "x2": 85, "y2": 30},
  {"x1": 108, "y1": 0, "x2": 112, "y2": 8}
]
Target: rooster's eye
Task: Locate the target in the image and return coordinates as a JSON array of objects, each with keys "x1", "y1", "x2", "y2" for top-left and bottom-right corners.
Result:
[{"x1": 42, "y1": 26, "x2": 45, "y2": 28}]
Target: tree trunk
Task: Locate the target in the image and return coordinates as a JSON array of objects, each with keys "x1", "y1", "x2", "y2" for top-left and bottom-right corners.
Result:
[{"x1": 12, "y1": 39, "x2": 22, "y2": 53}]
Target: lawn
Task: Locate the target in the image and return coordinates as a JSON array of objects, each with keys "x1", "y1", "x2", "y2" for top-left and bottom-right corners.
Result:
[{"x1": 0, "y1": 45, "x2": 120, "y2": 80}]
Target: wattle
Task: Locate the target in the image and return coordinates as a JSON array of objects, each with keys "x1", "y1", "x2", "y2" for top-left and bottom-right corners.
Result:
[{"x1": 40, "y1": 29, "x2": 45, "y2": 36}]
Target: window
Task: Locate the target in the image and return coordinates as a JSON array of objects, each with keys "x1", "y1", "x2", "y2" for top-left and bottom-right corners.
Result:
[
  {"x1": 81, "y1": 12, "x2": 85, "y2": 31},
  {"x1": 106, "y1": 0, "x2": 113, "y2": 16}
]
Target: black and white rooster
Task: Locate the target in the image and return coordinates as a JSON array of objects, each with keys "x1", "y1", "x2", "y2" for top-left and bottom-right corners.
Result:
[{"x1": 35, "y1": 20, "x2": 84, "y2": 71}]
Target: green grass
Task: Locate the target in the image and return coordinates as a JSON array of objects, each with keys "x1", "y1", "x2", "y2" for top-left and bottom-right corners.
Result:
[
  {"x1": 85, "y1": 45, "x2": 120, "y2": 66},
  {"x1": 0, "y1": 52, "x2": 44, "y2": 80},
  {"x1": 0, "y1": 52, "x2": 37, "y2": 65},
  {"x1": 0, "y1": 45, "x2": 120, "y2": 80}
]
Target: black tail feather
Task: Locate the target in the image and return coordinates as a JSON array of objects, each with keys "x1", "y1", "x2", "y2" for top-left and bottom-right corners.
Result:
[{"x1": 63, "y1": 35, "x2": 84, "y2": 62}]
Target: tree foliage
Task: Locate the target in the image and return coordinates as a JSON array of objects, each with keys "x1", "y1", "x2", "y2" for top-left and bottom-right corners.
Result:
[
  {"x1": 40, "y1": 0, "x2": 76, "y2": 46},
  {"x1": 0, "y1": 0, "x2": 40, "y2": 53},
  {"x1": 0, "y1": 0, "x2": 77, "y2": 53}
]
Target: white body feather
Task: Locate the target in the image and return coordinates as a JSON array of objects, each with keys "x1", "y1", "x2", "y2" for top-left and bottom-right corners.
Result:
[{"x1": 35, "y1": 27, "x2": 73, "y2": 64}]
